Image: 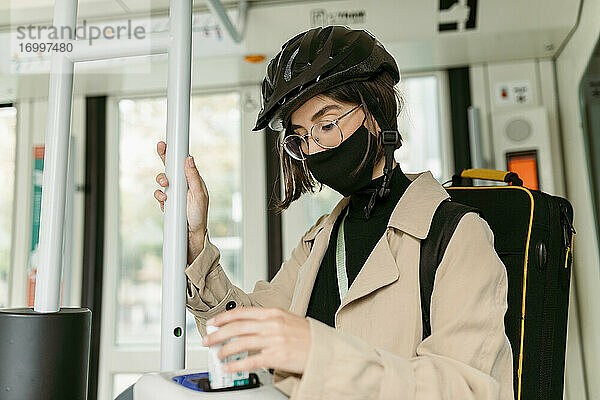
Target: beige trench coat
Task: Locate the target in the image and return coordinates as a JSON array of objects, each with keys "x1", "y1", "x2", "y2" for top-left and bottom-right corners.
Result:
[{"x1": 185, "y1": 171, "x2": 514, "y2": 400}]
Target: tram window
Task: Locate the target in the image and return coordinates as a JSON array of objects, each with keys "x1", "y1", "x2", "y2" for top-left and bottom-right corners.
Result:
[
  {"x1": 397, "y1": 75, "x2": 444, "y2": 180},
  {"x1": 116, "y1": 93, "x2": 241, "y2": 346},
  {"x1": 0, "y1": 106, "x2": 16, "y2": 307}
]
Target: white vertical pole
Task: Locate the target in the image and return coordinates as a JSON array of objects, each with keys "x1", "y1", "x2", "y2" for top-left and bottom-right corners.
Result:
[
  {"x1": 457, "y1": 0, "x2": 467, "y2": 32},
  {"x1": 34, "y1": 0, "x2": 78, "y2": 313},
  {"x1": 161, "y1": 0, "x2": 192, "y2": 371},
  {"x1": 467, "y1": 106, "x2": 485, "y2": 169}
]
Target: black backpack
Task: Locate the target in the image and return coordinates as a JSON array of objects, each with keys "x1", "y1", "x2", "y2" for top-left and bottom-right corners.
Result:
[{"x1": 423, "y1": 179, "x2": 574, "y2": 400}]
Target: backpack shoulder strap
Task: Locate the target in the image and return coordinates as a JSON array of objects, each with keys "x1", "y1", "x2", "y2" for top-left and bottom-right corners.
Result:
[{"x1": 420, "y1": 199, "x2": 481, "y2": 340}]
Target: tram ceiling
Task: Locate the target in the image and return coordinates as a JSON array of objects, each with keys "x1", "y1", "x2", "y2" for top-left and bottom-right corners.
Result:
[
  {"x1": 0, "y1": 0, "x2": 582, "y2": 69},
  {"x1": 0, "y1": 0, "x2": 338, "y2": 30}
]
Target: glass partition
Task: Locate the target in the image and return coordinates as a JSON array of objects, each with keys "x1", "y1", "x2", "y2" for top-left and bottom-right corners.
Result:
[{"x1": 116, "y1": 93, "x2": 241, "y2": 346}]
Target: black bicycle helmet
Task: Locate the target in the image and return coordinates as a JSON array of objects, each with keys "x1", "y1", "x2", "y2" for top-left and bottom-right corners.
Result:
[{"x1": 252, "y1": 25, "x2": 400, "y2": 132}]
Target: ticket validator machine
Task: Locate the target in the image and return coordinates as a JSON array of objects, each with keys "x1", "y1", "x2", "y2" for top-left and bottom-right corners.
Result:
[{"x1": 0, "y1": 1, "x2": 286, "y2": 399}]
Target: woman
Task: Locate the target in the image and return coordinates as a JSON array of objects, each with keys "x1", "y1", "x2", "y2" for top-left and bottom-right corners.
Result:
[{"x1": 154, "y1": 26, "x2": 513, "y2": 399}]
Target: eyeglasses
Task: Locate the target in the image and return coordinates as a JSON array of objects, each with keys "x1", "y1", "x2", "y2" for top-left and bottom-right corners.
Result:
[{"x1": 281, "y1": 104, "x2": 363, "y2": 161}]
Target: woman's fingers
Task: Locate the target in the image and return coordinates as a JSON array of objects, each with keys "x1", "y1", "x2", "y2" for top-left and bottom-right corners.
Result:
[
  {"x1": 154, "y1": 188, "x2": 166, "y2": 201},
  {"x1": 155, "y1": 142, "x2": 166, "y2": 213},
  {"x1": 156, "y1": 172, "x2": 168, "y2": 187},
  {"x1": 208, "y1": 307, "x2": 283, "y2": 327},
  {"x1": 218, "y1": 335, "x2": 268, "y2": 360},
  {"x1": 203, "y1": 308, "x2": 285, "y2": 346},
  {"x1": 184, "y1": 156, "x2": 208, "y2": 198},
  {"x1": 154, "y1": 144, "x2": 209, "y2": 237},
  {"x1": 157, "y1": 141, "x2": 167, "y2": 166},
  {"x1": 203, "y1": 320, "x2": 266, "y2": 347},
  {"x1": 154, "y1": 189, "x2": 166, "y2": 212},
  {"x1": 157, "y1": 143, "x2": 204, "y2": 195},
  {"x1": 223, "y1": 352, "x2": 269, "y2": 373}
]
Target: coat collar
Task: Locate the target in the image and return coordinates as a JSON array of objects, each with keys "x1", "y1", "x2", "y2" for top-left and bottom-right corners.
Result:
[{"x1": 302, "y1": 171, "x2": 450, "y2": 243}]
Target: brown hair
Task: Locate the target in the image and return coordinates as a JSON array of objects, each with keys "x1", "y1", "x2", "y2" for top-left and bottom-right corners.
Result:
[{"x1": 275, "y1": 71, "x2": 405, "y2": 211}]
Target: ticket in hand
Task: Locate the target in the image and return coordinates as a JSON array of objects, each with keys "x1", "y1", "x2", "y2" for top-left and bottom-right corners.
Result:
[{"x1": 206, "y1": 325, "x2": 250, "y2": 389}]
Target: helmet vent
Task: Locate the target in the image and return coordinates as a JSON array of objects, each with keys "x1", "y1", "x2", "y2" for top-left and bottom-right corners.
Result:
[{"x1": 284, "y1": 47, "x2": 300, "y2": 82}]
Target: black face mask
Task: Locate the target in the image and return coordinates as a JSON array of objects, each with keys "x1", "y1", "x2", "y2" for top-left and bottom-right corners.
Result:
[{"x1": 305, "y1": 124, "x2": 377, "y2": 197}]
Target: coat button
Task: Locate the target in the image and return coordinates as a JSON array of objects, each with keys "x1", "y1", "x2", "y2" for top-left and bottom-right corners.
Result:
[{"x1": 226, "y1": 300, "x2": 237, "y2": 310}]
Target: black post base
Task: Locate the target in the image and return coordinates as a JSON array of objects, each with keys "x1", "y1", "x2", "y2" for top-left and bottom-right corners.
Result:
[{"x1": 0, "y1": 307, "x2": 92, "y2": 400}]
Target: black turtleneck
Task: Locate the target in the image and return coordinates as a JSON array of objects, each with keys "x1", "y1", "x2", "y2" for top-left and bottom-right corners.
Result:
[{"x1": 306, "y1": 165, "x2": 412, "y2": 327}]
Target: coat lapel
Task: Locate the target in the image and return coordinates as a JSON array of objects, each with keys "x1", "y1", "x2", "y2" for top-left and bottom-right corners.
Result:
[
  {"x1": 338, "y1": 230, "x2": 399, "y2": 310},
  {"x1": 289, "y1": 224, "x2": 331, "y2": 316}
]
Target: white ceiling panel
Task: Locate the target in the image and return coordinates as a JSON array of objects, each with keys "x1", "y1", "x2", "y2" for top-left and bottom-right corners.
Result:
[
  {"x1": 0, "y1": 0, "x2": 583, "y2": 71},
  {"x1": 0, "y1": 0, "x2": 337, "y2": 29}
]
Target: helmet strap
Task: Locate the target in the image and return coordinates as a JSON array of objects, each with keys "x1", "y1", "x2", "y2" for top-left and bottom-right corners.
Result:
[
  {"x1": 360, "y1": 89, "x2": 401, "y2": 219},
  {"x1": 378, "y1": 130, "x2": 399, "y2": 197}
]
